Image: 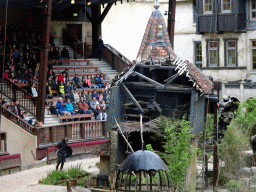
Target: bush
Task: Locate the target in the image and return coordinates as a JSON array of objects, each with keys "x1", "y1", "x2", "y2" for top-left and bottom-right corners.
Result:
[
  {"x1": 218, "y1": 121, "x2": 250, "y2": 182},
  {"x1": 235, "y1": 97, "x2": 256, "y2": 135},
  {"x1": 163, "y1": 116, "x2": 193, "y2": 190}
]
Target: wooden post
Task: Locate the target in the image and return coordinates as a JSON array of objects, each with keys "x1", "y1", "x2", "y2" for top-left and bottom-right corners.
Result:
[
  {"x1": 74, "y1": 43, "x2": 77, "y2": 59},
  {"x1": 91, "y1": 5, "x2": 101, "y2": 57},
  {"x1": 167, "y1": 0, "x2": 176, "y2": 49},
  {"x1": 213, "y1": 99, "x2": 218, "y2": 190},
  {"x1": 37, "y1": 0, "x2": 52, "y2": 123}
]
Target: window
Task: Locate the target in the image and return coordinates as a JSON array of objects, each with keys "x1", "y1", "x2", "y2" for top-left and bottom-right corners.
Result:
[
  {"x1": 193, "y1": 0, "x2": 197, "y2": 23},
  {"x1": 225, "y1": 40, "x2": 237, "y2": 67},
  {"x1": 252, "y1": 41, "x2": 256, "y2": 69},
  {"x1": 195, "y1": 42, "x2": 202, "y2": 68},
  {"x1": 222, "y1": 0, "x2": 231, "y2": 12},
  {"x1": 204, "y1": 0, "x2": 213, "y2": 13},
  {"x1": 251, "y1": 0, "x2": 256, "y2": 19},
  {"x1": 207, "y1": 40, "x2": 219, "y2": 67}
]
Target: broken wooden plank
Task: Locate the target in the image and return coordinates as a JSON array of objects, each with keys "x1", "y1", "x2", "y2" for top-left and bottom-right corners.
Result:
[
  {"x1": 121, "y1": 83, "x2": 144, "y2": 113},
  {"x1": 152, "y1": 101, "x2": 162, "y2": 113},
  {"x1": 164, "y1": 73, "x2": 179, "y2": 84},
  {"x1": 133, "y1": 71, "x2": 164, "y2": 87}
]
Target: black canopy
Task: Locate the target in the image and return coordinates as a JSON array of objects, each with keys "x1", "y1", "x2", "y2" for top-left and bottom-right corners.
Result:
[{"x1": 119, "y1": 150, "x2": 168, "y2": 172}]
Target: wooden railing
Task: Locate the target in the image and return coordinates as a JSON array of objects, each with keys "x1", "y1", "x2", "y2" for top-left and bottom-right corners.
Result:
[
  {"x1": 36, "y1": 120, "x2": 107, "y2": 147},
  {"x1": 1, "y1": 106, "x2": 36, "y2": 135},
  {"x1": 103, "y1": 44, "x2": 133, "y2": 72},
  {"x1": 1, "y1": 105, "x2": 107, "y2": 148},
  {"x1": 1, "y1": 78, "x2": 37, "y2": 116},
  {"x1": 74, "y1": 42, "x2": 87, "y2": 59}
]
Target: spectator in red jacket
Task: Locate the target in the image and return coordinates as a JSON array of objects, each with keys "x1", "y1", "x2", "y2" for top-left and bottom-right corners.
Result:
[{"x1": 58, "y1": 72, "x2": 65, "y2": 85}]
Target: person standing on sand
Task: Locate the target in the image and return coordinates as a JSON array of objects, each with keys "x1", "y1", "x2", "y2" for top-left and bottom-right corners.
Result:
[{"x1": 55, "y1": 137, "x2": 72, "y2": 171}]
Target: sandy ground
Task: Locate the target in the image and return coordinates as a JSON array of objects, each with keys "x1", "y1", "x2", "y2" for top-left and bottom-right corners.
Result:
[{"x1": 0, "y1": 157, "x2": 100, "y2": 192}]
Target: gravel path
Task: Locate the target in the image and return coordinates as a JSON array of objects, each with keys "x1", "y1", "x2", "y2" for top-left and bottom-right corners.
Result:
[{"x1": 0, "y1": 157, "x2": 100, "y2": 192}]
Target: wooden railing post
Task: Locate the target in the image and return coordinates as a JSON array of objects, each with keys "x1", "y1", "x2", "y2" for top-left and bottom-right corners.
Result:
[
  {"x1": 79, "y1": 123, "x2": 83, "y2": 139},
  {"x1": 74, "y1": 43, "x2": 77, "y2": 60},
  {"x1": 83, "y1": 42, "x2": 87, "y2": 59},
  {"x1": 50, "y1": 127, "x2": 53, "y2": 144}
]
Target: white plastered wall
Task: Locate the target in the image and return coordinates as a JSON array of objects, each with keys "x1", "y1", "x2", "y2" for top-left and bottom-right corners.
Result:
[{"x1": 1, "y1": 116, "x2": 37, "y2": 165}]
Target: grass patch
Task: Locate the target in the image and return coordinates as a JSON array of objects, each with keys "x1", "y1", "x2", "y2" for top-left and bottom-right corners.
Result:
[
  {"x1": 39, "y1": 170, "x2": 68, "y2": 185},
  {"x1": 39, "y1": 164, "x2": 90, "y2": 186}
]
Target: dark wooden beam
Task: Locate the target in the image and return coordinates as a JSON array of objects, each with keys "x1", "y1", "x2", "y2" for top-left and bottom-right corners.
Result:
[
  {"x1": 133, "y1": 71, "x2": 164, "y2": 87},
  {"x1": 99, "y1": 2, "x2": 114, "y2": 24},
  {"x1": 37, "y1": 0, "x2": 52, "y2": 123},
  {"x1": 164, "y1": 73, "x2": 179, "y2": 85},
  {"x1": 91, "y1": 5, "x2": 101, "y2": 55},
  {"x1": 86, "y1": 10, "x2": 92, "y2": 23},
  {"x1": 121, "y1": 83, "x2": 144, "y2": 113}
]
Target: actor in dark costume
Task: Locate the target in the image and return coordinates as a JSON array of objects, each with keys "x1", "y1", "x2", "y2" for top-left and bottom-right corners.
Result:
[
  {"x1": 218, "y1": 95, "x2": 235, "y2": 142},
  {"x1": 55, "y1": 137, "x2": 72, "y2": 170},
  {"x1": 95, "y1": 35, "x2": 104, "y2": 61}
]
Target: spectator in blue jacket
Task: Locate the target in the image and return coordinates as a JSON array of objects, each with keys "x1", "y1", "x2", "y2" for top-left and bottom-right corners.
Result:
[
  {"x1": 58, "y1": 101, "x2": 71, "y2": 116},
  {"x1": 95, "y1": 74, "x2": 106, "y2": 88},
  {"x1": 92, "y1": 90, "x2": 99, "y2": 100},
  {"x1": 56, "y1": 97, "x2": 63, "y2": 110},
  {"x1": 65, "y1": 98, "x2": 76, "y2": 115},
  {"x1": 72, "y1": 74, "x2": 84, "y2": 89},
  {"x1": 64, "y1": 81, "x2": 73, "y2": 99}
]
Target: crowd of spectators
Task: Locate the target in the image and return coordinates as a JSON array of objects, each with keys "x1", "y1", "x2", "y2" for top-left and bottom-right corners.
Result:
[
  {"x1": 0, "y1": 25, "x2": 110, "y2": 123},
  {"x1": 0, "y1": 25, "x2": 45, "y2": 97},
  {"x1": 0, "y1": 94, "x2": 35, "y2": 126},
  {"x1": 49, "y1": 87, "x2": 109, "y2": 121}
]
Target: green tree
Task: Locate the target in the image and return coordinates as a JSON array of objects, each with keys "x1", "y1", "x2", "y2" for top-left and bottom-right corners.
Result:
[
  {"x1": 234, "y1": 97, "x2": 256, "y2": 135},
  {"x1": 163, "y1": 116, "x2": 193, "y2": 191}
]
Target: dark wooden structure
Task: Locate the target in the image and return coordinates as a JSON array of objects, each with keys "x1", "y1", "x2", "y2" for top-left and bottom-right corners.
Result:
[{"x1": 196, "y1": 0, "x2": 246, "y2": 33}]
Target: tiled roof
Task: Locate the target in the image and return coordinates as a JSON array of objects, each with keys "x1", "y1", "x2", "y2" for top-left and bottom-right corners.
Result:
[
  {"x1": 136, "y1": 8, "x2": 174, "y2": 61},
  {"x1": 110, "y1": 2, "x2": 213, "y2": 95},
  {"x1": 134, "y1": 2, "x2": 213, "y2": 94}
]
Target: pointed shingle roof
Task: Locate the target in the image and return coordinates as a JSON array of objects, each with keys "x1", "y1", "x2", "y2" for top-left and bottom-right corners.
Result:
[
  {"x1": 109, "y1": 1, "x2": 213, "y2": 94},
  {"x1": 133, "y1": 1, "x2": 214, "y2": 94},
  {"x1": 136, "y1": 2, "x2": 174, "y2": 61}
]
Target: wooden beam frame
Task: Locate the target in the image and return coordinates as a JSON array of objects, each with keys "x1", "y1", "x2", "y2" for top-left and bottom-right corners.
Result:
[
  {"x1": 86, "y1": 10, "x2": 92, "y2": 23},
  {"x1": 133, "y1": 71, "x2": 164, "y2": 87},
  {"x1": 121, "y1": 83, "x2": 144, "y2": 113},
  {"x1": 164, "y1": 73, "x2": 179, "y2": 85},
  {"x1": 99, "y1": 2, "x2": 114, "y2": 23}
]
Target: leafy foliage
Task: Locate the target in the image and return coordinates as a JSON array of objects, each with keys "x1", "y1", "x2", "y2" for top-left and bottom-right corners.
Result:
[
  {"x1": 39, "y1": 164, "x2": 89, "y2": 185},
  {"x1": 162, "y1": 116, "x2": 193, "y2": 190},
  {"x1": 39, "y1": 170, "x2": 68, "y2": 185},
  {"x1": 234, "y1": 97, "x2": 256, "y2": 135},
  {"x1": 218, "y1": 121, "x2": 250, "y2": 182},
  {"x1": 67, "y1": 164, "x2": 88, "y2": 178}
]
